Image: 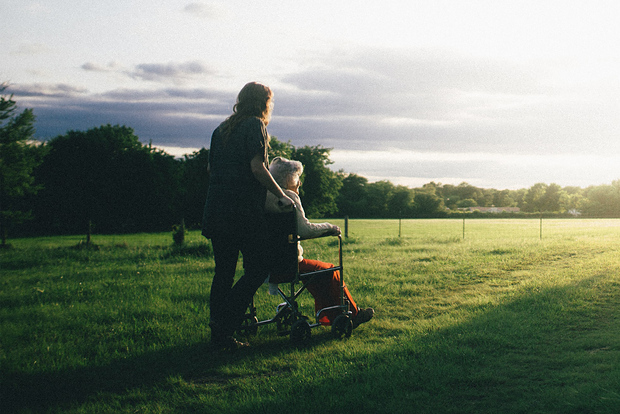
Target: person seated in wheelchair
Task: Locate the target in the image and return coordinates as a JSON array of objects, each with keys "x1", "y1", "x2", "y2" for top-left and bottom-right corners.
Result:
[{"x1": 265, "y1": 156, "x2": 374, "y2": 329}]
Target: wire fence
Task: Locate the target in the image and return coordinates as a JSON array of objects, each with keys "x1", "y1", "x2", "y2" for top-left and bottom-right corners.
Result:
[{"x1": 338, "y1": 217, "x2": 620, "y2": 241}]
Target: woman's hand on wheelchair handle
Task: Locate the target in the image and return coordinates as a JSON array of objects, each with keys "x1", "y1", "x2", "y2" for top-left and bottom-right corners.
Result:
[{"x1": 277, "y1": 195, "x2": 294, "y2": 209}]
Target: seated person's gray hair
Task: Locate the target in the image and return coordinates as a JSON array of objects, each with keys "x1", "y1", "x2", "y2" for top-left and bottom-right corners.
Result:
[{"x1": 269, "y1": 156, "x2": 303, "y2": 190}]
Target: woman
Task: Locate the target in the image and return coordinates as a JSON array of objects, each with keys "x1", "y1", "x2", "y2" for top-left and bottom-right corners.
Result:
[
  {"x1": 202, "y1": 82, "x2": 294, "y2": 350},
  {"x1": 265, "y1": 156, "x2": 374, "y2": 328}
]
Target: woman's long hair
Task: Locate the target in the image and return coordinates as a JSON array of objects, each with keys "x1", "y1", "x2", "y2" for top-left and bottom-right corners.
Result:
[{"x1": 221, "y1": 82, "x2": 273, "y2": 141}]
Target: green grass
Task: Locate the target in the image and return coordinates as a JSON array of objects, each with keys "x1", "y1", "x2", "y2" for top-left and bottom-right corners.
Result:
[{"x1": 2, "y1": 219, "x2": 620, "y2": 413}]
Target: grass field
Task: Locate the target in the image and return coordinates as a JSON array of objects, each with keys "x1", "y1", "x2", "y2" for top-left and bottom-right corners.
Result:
[{"x1": 2, "y1": 219, "x2": 620, "y2": 413}]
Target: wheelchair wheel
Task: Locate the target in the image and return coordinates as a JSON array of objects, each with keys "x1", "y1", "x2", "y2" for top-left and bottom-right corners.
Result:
[
  {"x1": 331, "y1": 314, "x2": 352, "y2": 339},
  {"x1": 276, "y1": 305, "x2": 294, "y2": 336},
  {"x1": 290, "y1": 319, "x2": 311, "y2": 344}
]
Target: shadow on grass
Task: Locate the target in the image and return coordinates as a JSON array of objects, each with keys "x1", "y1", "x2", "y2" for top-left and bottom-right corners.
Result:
[
  {"x1": 1, "y1": 326, "x2": 335, "y2": 413},
  {"x1": 232, "y1": 277, "x2": 620, "y2": 414},
  {"x1": 4, "y1": 276, "x2": 620, "y2": 413}
]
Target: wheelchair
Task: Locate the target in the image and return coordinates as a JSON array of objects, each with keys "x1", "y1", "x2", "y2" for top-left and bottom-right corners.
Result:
[{"x1": 238, "y1": 208, "x2": 353, "y2": 344}]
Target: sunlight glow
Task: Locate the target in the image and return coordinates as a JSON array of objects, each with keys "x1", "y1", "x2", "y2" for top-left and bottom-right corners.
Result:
[
  {"x1": 330, "y1": 149, "x2": 620, "y2": 189},
  {"x1": 153, "y1": 145, "x2": 200, "y2": 158}
]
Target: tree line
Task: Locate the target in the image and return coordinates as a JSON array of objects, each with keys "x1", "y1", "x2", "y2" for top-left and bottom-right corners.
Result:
[{"x1": 2, "y1": 89, "x2": 620, "y2": 243}]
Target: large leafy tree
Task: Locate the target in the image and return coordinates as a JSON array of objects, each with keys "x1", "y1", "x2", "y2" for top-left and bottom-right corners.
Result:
[
  {"x1": 522, "y1": 183, "x2": 548, "y2": 212},
  {"x1": 522, "y1": 182, "x2": 564, "y2": 213},
  {"x1": 582, "y1": 182, "x2": 620, "y2": 217},
  {"x1": 0, "y1": 85, "x2": 45, "y2": 246},
  {"x1": 387, "y1": 185, "x2": 415, "y2": 218},
  {"x1": 268, "y1": 136, "x2": 295, "y2": 160},
  {"x1": 336, "y1": 173, "x2": 369, "y2": 218},
  {"x1": 413, "y1": 184, "x2": 445, "y2": 217},
  {"x1": 35, "y1": 124, "x2": 182, "y2": 235},
  {"x1": 291, "y1": 145, "x2": 342, "y2": 218},
  {"x1": 179, "y1": 148, "x2": 210, "y2": 228},
  {"x1": 365, "y1": 181, "x2": 395, "y2": 218},
  {"x1": 493, "y1": 189, "x2": 516, "y2": 207},
  {"x1": 540, "y1": 183, "x2": 564, "y2": 212},
  {"x1": 560, "y1": 190, "x2": 586, "y2": 214}
]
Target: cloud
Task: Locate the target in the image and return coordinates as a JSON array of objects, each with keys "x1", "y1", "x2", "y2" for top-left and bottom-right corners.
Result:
[
  {"x1": 127, "y1": 61, "x2": 215, "y2": 83},
  {"x1": 80, "y1": 60, "x2": 216, "y2": 84},
  {"x1": 281, "y1": 47, "x2": 542, "y2": 117},
  {"x1": 10, "y1": 42, "x2": 50, "y2": 56},
  {"x1": 183, "y1": 2, "x2": 227, "y2": 19},
  {"x1": 25, "y1": 98, "x2": 217, "y2": 145},
  {"x1": 101, "y1": 87, "x2": 220, "y2": 102},
  {"x1": 269, "y1": 46, "x2": 620, "y2": 156},
  {"x1": 9, "y1": 83, "x2": 88, "y2": 98},
  {"x1": 81, "y1": 61, "x2": 122, "y2": 72},
  {"x1": 10, "y1": 44, "x2": 620, "y2": 190},
  {"x1": 12, "y1": 84, "x2": 229, "y2": 147}
]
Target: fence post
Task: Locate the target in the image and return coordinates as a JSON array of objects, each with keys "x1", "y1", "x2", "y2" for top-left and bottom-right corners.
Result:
[
  {"x1": 540, "y1": 215, "x2": 543, "y2": 240},
  {"x1": 87, "y1": 220, "x2": 92, "y2": 245},
  {"x1": 344, "y1": 216, "x2": 349, "y2": 239}
]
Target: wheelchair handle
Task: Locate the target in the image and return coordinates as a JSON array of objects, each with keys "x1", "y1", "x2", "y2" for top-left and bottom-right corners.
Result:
[{"x1": 277, "y1": 200, "x2": 294, "y2": 209}]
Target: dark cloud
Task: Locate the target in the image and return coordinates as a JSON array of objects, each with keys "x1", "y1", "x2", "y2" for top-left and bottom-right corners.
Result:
[
  {"x1": 101, "y1": 87, "x2": 230, "y2": 102},
  {"x1": 81, "y1": 60, "x2": 216, "y2": 84},
  {"x1": 13, "y1": 85, "x2": 229, "y2": 147},
  {"x1": 8, "y1": 83, "x2": 88, "y2": 97},
  {"x1": 128, "y1": 61, "x2": 215, "y2": 83},
  {"x1": 28, "y1": 99, "x2": 217, "y2": 147}
]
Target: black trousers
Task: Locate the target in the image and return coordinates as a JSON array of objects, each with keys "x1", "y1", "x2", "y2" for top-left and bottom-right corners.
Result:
[{"x1": 209, "y1": 226, "x2": 269, "y2": 339}]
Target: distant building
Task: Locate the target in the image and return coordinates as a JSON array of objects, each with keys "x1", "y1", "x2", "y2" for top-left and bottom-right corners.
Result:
[{"x1": 461, "y1": 206, "x2": 521, "y2": 213}]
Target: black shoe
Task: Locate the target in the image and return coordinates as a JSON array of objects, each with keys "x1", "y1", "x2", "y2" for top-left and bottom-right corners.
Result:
[{"x1": 352, "y1": 307, "x2": 374, "y2": 329}]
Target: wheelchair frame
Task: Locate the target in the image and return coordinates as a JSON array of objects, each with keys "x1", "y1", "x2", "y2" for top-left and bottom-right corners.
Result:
[{"x1": 239, "y1": 208, "x2": 353, "y2": 344}]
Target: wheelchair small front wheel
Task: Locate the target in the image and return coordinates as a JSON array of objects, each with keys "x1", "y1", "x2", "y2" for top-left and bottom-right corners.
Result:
[
  {"x1": 290, "y1": 319, "x2": 311, "y2": 344},
  {"x1": 276, "y1": 306, "x2": 294, "y2": 335},
  {"x1": 331, "y1": 314, "x2": 352, "y2": 339}
]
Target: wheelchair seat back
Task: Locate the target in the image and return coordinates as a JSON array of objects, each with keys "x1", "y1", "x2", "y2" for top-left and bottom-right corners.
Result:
[{"x1": 265, "y1": 208, "x2": 299, "y2": 284}]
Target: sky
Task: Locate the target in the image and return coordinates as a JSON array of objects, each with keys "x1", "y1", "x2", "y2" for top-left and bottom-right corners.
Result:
[{"x1": 4, "y1": 0, "x2": 620, "y2": 190}]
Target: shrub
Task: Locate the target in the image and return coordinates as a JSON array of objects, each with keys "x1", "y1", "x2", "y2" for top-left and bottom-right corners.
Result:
[{"x1": 172, "y1": 220, "x2": 186, "y2": 246}]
